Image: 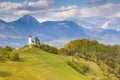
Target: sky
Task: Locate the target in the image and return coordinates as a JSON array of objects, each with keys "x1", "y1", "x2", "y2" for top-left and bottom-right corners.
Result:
[{"x1": 0, "y1": 0, "x2": 120, "y2": 23}]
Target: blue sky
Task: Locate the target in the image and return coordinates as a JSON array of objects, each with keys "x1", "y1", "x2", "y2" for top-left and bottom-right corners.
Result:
[{"x1": 0, "y1": 0, "x2": 120, "y2": 23}]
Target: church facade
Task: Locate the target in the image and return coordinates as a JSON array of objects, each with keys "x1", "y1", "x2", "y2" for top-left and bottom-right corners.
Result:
[{"x1": 28, "y1": 35, "x2": 34, "y2": 47}]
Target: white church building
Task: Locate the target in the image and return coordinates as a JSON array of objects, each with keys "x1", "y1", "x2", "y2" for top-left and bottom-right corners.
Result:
[{"x1": 28, "y1": 35, "x2": 34, "y2": 47}]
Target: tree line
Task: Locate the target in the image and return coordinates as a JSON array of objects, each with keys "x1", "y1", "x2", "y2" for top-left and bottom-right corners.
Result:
[{"x1": 34, "y1": 37, "x2": 58, "y2": 54}]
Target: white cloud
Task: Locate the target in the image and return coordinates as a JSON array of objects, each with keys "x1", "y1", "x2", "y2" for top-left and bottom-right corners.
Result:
[
  {"x1": 38, "y1": 5, "x2": 79, "y2": 22},
  {"x1": 0, "y1": 0, "x2": 54, "y2": 16},
  {"x1": 37, "y1": 3, "x2": 120, "y2": 22},
  {"x1": 79, "y1": 3, "x2": 120, "y2": 18},
  {"x1": 49, "y1": 6, "x2": 78, "y2": 19},
  {"x1": 13, "y1": 10, "x2": 30, "y2": 16},
  {"x1": 27, "y1": 0, "x2": 53, "y2": 10}
]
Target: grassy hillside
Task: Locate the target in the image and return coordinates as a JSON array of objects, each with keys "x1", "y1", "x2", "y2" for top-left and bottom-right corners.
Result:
[
  {"x1": 60, "y1": 39, "x2": 120, "y2": 79},
  {"x1": 0, "y1": 47, "x2": 105, "y2": 80}
]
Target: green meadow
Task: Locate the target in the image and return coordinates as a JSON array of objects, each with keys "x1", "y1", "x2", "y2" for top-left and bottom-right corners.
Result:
[{"x1": 0, "y1": 47, "x2": 105, "y2": 80}]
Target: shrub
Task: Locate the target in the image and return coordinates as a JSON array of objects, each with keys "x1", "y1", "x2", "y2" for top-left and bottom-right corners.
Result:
[
  {"x1": 9, "y1": 52, "x2": 19, "y2": 61},
  {"x1": 0, "y1": 55, "x2": 6, "y2": 62},
  {"x1": 40, "y1": 44, "x2": 58, "y2": 54},
  {"x1": 4, "y1": 46, "x2": 13, "y2": 52},
  {"x1": 0, "y1": 49, "x2": 7, "y2": 61},
  {"x1": 67, "y1": 59, "x2": 89, "y2": 74}
]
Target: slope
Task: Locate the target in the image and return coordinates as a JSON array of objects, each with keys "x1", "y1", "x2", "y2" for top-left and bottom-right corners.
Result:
[{"x1": 0, "y1": 47, "x2": 104, "y2": 80}]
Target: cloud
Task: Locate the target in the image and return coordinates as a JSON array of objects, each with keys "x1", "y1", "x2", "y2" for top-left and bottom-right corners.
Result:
[
  {"x1": 79, "y1": 3, "x2": 120, "y2": 18},
  {"x1": 37, "y1": 3, "x2": 120, "y2": 22},
  {"x1": 52, "y1": 3, "x2": 120, "y2": 18},
  {"x1": 17, "y1": 0, "x2": 54, "y2": 11},
  {"x1": 13, "y1": 10, "x2": 30, "y2": 16},
  {"x1": 0, "y1": 0, "x2": 54, "y2": 16},
  {"x1": 38, "y1": 5, "x2": 79, "y2": 22},
  {"x1": 0, "y1": 2, "x2": 22, "y2": 15}
]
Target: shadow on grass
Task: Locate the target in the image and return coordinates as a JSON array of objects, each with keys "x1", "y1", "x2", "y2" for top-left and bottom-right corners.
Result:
[
  {"x1": 18, "y1": 57, "x2": 33, "y2": 62},
  {"x1": 0, "y1": 71, "x2": 11, "y2": 77},
  {"x1": 17, "y1": 58, "x2": 25, "y2": 62}
]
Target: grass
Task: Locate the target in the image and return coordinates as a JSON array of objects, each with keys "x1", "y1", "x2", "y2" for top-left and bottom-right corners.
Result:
[
  {"x1": 78, "y1": 58, "x2": 105, "y2": 80},
  {"x1": 0, "y1": 47, "x2": 105, "y2": 80}
]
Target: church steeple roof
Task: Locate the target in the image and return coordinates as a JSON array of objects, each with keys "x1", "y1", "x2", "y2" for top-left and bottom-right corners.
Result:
[{"x1": 28, "y1": 35, "x2": 32, "y2": 37}]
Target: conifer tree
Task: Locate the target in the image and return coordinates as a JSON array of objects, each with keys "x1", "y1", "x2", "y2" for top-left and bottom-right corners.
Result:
[{"x1": 35, "y1": 37, "x2": 40, "y2": 48}]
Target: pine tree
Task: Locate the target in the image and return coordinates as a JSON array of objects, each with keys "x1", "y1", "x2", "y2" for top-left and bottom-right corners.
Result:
[{"x1": 35, "y1": 37, "x2": 41, "y2": 48}]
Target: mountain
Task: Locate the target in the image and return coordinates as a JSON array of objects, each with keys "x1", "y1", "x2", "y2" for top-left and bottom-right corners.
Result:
[
  {"x1": 0, "y1": 15, "x2": 120, "y2": 47},
  {"x1": 40, "y1": 21, "x2": 87, "y2": 40},
  {"x1": 9, "y1": 15, "x2": 40, "y2": 36},
  {"x1": 9, "y1": 15, "x2": 40, "y2": 26},
  {"x1": 0, "y1": 19, "x2": 9, "y2": 29},
  {"x1": 100, "y1": 18, "x2": 120, "y2": 31},
  {"x1": 97, "y1": 29, "x2": 120, "y2": 45},
  {"x1": 78, "y1": 20, "x2": 98, "y2": 29}
]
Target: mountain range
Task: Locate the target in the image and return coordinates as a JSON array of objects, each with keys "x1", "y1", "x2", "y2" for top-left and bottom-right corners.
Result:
[{"x1": 0, "y1": 15, "x2": 120, "y2": 48}]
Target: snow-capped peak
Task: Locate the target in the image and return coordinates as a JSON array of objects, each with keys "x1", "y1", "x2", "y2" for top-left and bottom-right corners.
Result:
[{"x1": 101, "y1": 21, "x2": 109, "y2": 29}]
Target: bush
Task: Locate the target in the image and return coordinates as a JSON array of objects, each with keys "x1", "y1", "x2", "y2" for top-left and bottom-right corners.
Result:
[
  {"x1": 9, "y1": 52, "x2": 19, "y2": 61},
  {"x1": 40, "y1": 44, "x2": 58, "y2": 54},
  {"x1": 0, "y1": 49, "x2": 7, "y2": 61},
  {"x1": 0, "y1": 55, "x2": 6, "y2": 62},
  {"x1": 4, "y1": 46, "x2": 13, "y2": 52},
  {"x1": 67, "y1": 59, "x2": 89, "y2": 74}
]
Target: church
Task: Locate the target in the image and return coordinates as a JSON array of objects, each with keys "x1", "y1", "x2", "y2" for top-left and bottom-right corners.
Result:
[{"x1": 28, "y1": 35, "x2": 35, "y2": 47}]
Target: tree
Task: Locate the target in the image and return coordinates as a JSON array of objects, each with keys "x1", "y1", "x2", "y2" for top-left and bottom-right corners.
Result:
[
  {"x1": 35, "y1": 37, "x2": 41, "y2": 48},
  {"x1": 4, "y1": 46, "x2": 13, "y2": 52}
]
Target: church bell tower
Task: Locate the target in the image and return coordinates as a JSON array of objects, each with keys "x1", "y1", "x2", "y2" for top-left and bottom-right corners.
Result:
[{"x1": 28, "y1": 35, "x2": 32, "y2": 47}]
